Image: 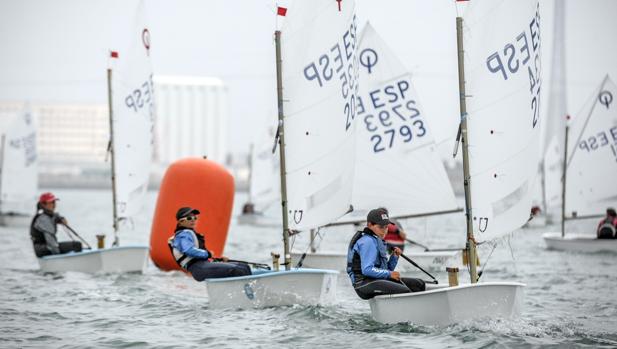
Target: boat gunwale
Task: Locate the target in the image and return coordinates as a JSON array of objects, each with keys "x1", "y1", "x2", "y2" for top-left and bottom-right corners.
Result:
[
  {"x1": 370, "y1": 281, "x2": 526, "y2": 301},
  {"x1": 39, "y1": 245, "x2": 149, "y2": 260},
  {"x1": 205, "y1": 268, "x2": 339, "y2": 283}
]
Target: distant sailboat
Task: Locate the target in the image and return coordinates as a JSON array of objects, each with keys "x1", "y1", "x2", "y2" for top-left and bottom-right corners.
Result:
[
  {"x1": 0, "y1": 107, "x2": 37, "y2": 226},
  {"x1": 529, "y1": 0, "x2": 568, "y2": 227},
  {"x1": 205, "y1": 0, "x2": 360, "y2": 308},
  {"x1": 291, "y1": 22, "x2": 463, "y2": 271},
  {"x1": 237, "y1": 127, "x2": 280, "y2": 228},
  {"x1": 543, "y1": 75, "x2": 617, "y2": 252},
  {"x1": 38, "y1": 1, "x2": 151, "y2": 273},
  {"x1": 369, "y1": 0, "x2": 541, "y2": 325}
]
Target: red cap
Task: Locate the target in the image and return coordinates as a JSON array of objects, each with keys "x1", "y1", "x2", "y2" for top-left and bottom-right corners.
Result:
[{"x1": 39, "y1": 192, "x2": 59, "y2": 203}]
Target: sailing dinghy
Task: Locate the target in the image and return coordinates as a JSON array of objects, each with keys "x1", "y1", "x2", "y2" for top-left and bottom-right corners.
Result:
[
  {"x1": 0, "y1": 107, "x2": 37, "y2": 227},
  {"x1": 543, "y1": 75, "x2": 617, "y2": 253},
  {"x1": 205, "y1": 0, "x2": 364, "y2": 308},
  {"x1": 369, "y1": 0, "x2": 541, "y2": 325},
  {"x1": 291, "y1": 22, "x2": 463, "y2": 272},
  {"x1": 38, "y1": 2, "x2": 152, "y2": 273},
  {"x1": 237, "y1": 130, "x2": 281, "y2": 228}
]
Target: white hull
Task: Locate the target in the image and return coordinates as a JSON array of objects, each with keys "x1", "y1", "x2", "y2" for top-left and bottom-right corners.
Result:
[
  {"x1": 290, "y1": 252, "x2": 347, "y2": 271},
  {"x1": 205, "y1": 268, "x2": 338, "y2": 309},
  {"x1": 369, "y1": 282, "x2": 525, "y2": 326},
  {"x1": 236, "y1": 213, "x2": 280, "y2": 228},
  {"x1": 543, "y1": 232, "x2": 617, "y2": 253},
  {"x1": 396, "y1": 250, "x2": 462, "y2": 273},
  {"x1": 38, "y1": 246, "x2": 149, "y2": 273},
  {"x1": 0, "y1": 213, "x2": 31, "y2": 227},
  {"x1": 290, "y1": 250, "x2": 462, "y2": 272}
]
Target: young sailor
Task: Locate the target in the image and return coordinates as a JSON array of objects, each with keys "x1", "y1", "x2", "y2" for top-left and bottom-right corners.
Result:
[
  {"x1": 597, "y1": 208, "x2": 617, "y2": 239},
  {"x1": 169, "y1": 207, "x2": 251, "y2": 281},
  {"x1": 347, "y1": 208, "x2": 425, "y2": 300},
  {"x1": 30, "y1": 192, "x2": 82, "y2": 257}
]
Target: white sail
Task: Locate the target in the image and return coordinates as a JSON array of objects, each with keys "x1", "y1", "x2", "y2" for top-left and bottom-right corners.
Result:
[
  {"x1": 542, "y1": 0, "x2": 568, "y2": 213},
  {"x1": 0, "y1": 108, "x2": 37, "y2": 215},
  {"x1": 249, "y1": 127, "x2": 280, "y2": 212},
  {"x1": 463, "y1": 0, "x2": 542, "y2": 241},
  {"x1": 280, "y1": 0, "x2": 359, "y2": 230},
  {"x1": 110, "y1": 0, "x2": 154, "y2": 220},
  {"x1": 337, "y1": 22, "x2": 458, "y2": 223},
  {"x1": 565, "y1": 75, "x2": 617, "y2": 217}
]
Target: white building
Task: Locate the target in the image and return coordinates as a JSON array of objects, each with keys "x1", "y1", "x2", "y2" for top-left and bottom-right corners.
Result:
[
  {"x1": 0, "y1": 75, "x2": 230, "y2": 188},
  {"x1": 153, "y1": 76, "x2": 229, "y2": 166}
]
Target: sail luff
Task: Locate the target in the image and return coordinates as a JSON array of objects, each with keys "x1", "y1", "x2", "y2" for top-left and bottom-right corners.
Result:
[
  {"x1": 107, "y1": 68, "x2": 120, "y2": 241},
  {"x1": 456, "y1": 16, "x2": 478, "y2": 284},
  {"x1": 274, "y1": 30, "x2": 291, "y2": 270},
  {"x1": 561, "y1": 125, "x2": 568, "y2": 237},
  {"x1": 0, "y1": 135, "x2": 5, "y2": 211}
]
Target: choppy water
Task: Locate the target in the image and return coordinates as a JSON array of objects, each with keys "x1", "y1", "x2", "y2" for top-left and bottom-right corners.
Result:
[{"x1": 1, "y1": 189, "x2": 617, "y2": 348}]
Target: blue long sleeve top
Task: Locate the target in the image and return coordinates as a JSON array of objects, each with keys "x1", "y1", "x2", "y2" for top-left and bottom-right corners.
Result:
[
  {"x1": 349, "y1": 234, "x2": 398, "y2": 282},
  {"x1": 172, "y1": 230, "x2": 210, "y2": 260}
]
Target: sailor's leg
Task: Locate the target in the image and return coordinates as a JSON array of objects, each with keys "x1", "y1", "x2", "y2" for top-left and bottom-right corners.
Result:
[
  {"x1": 188, "y1": 261, "x2": 251, "y2": 281},
  {"x1": 353, "y1": 279, "x2": 411, "y2": 300},
  {"x1": 58, "y1": 241, "x2": 82, "y2": 254},
  {"x1": 399, "y1": 277, "x2": 426, "y2": 292}
]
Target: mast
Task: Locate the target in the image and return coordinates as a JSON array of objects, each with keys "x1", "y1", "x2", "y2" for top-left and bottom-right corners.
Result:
[
  {"x1": 0, "y1": 135, "x2": 5, "y2": 213},
  {"x1": 309, "y1": 229, "x2": 317, "y2": 253},
  {"x1": 560, "y1": 124, "x2": 569, "y2": 237},
  {"x1": 247, "y1": 143, "x2": 254, "y2": 205},
  {"x1": 456, "y1": 16, "x2": 478, "y2": 284},
  {"x1": 107, "y1": 67, "x2": 120, "y2": 246},
  {"x1": 274, "y1": 30, "x2": 291, "y2": 270}
]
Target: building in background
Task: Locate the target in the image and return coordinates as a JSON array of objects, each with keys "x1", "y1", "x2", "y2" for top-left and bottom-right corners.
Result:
[
  {"x1": 0, "y1": 75, "x2": 230, "y2": 189},
  {"x1": 153, "y1": 76, "x2": 228, "y2": 167}
]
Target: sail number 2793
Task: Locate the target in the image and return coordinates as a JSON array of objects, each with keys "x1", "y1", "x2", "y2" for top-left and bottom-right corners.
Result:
[{"x1": 358, "y1": 78, "x2": 428, "y2": 153}]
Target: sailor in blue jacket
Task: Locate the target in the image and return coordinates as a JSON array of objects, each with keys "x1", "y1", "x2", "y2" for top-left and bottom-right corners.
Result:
[
  {"x1": 169, "y1": 207, "x2": 251, "y2": 281},
  {"x1": 347, "y1": 208, "x2": 425, "y2": 299}
]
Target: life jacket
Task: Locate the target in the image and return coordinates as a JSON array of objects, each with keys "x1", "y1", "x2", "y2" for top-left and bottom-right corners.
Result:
[
  {"x1": 384, "y1": 223, "x2": 404, "y2": 244},
  {"x1": 168, "y1": 227, "x2": 212, "y2": 269},
  {"x1": 30, "y1": 211, "x2": 48, "y2": 245},
  {"x1": 346, "y1": 228, "x2": 384, "y2": 284},
  {"x1": 30, "y1": 209, "x2": 62, "y2": 257},
  {"x1": 597, "y1": 217, "x2": 617, "y2": 239}
]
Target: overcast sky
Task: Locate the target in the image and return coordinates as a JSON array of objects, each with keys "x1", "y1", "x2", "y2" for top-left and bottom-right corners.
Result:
[{"x1": 1, "y1": 0, "x2": 616, "y2": 157}]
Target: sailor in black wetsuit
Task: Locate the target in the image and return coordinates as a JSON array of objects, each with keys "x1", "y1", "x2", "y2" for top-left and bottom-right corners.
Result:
[{"x1": 347, "y1": 208, "x2": 425, "y2": 300}]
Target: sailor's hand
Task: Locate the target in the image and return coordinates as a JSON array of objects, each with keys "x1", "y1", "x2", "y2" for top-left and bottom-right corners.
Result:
[
  {"x1": 61, "y1": 218, "x2": 68, "y2": 225},
  {"x1": 392, "y1": 247, "x2": 402, "y2": 257},
  {"x1": 220, "y1": 256, "x2": 229, "y2": 262},
  {"x1": 390, "y1": 271, "x2": 401, "y2": 280}
]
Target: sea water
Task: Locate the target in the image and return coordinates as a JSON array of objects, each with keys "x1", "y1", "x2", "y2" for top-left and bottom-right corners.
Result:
[{"x1": 1, "y1": 188, "x2": 616, "y2": 348}]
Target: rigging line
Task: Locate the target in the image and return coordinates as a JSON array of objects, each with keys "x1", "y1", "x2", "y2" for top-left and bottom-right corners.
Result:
[
  {"x1": 60, "y1": 225, "x2": 76, "y2": 242},
  {"x1": 565, "y1": 78, "x2": 607, "y2": 169},
  {"x1": 477, "y1": 241, "x2": 497, "y2": 280},
  {"x1": 506, "y1": 235, "x2": 518, "y2": 275}
]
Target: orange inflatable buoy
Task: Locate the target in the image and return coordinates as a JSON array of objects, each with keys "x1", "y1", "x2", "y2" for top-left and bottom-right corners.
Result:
[{"x1": 149, "y1": 157, "x2": 234, "y2": 271}]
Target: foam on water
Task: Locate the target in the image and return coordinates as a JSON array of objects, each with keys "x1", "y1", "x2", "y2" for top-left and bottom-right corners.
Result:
[{"x1": 1, "y1": 189, "x2": 616, "y2": 348}]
